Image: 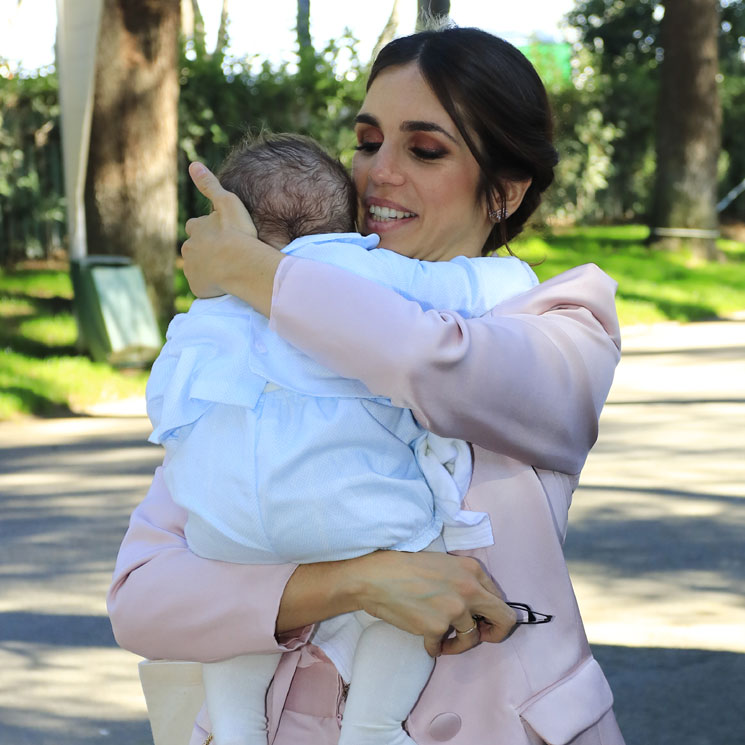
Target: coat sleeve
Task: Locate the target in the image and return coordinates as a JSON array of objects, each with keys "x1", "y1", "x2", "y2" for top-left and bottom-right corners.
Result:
[
  {"x1": 106, "y1": 466, "x2": 310, "y2": 662},
  {"x1": 269, "y1": 260, "x2": 621, "y2": 475}
]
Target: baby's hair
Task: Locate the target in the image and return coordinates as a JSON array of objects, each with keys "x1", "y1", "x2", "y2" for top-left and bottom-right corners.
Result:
[{"x1": 217, "y1": 132, "x2": 357, "y2": 246}]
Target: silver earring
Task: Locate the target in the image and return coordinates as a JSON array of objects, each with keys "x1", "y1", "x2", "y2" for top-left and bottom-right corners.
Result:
[{"x1": 489, "y1": 209, "x2": 509, "y2": 222}]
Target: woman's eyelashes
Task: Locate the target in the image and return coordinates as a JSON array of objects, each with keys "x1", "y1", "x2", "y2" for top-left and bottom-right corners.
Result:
[
  {"x1": 354, "y1": 142, "x2": 381, "y2": 154},
  {"x1": 411, "y1": 146, "x2": 447, "y2": 160},
  {"x1": 354, "y1": 141, "x2": 448, "y2": 161}
]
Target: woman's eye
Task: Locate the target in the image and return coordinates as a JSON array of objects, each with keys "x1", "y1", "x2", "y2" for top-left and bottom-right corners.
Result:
[
  {"x1": 354, "y1": 142, "x2": 381, "y2": 154},
  {"x1": 411, "y1": 147, "x2": 446, "y2": 161}
]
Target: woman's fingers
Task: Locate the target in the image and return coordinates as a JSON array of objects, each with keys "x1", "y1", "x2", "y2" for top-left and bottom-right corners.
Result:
[
  {"x1": 188, "y1": 162, "x2": 257, "y2": 235},
  {"x1": 423, "y1": 634, "x2": 444, "y2": 658},
  {"x1": 184, "y1": 214, "x2": 210, "y2": 238},
  {"x1": 353, "y1": 551, "x2": 519, "y2": 657},
  {"x1": 436, "y1": 556, "x2": 517, "y2": 655},
  {"x1": 188, "y1": 162, "x2": 227, "y2": 204}
]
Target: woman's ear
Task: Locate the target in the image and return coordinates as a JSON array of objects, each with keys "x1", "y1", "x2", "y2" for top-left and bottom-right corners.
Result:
[{"x1": 488, "y1": 178, "x2": 532, "y2": 221}]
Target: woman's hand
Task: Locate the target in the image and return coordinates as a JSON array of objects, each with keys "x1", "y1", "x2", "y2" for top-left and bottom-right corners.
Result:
[
  {"x1": 182, "y1": 162, "x2": 283, "y2": 315},
  {"x1": 354, "y1": 551, "x2": 517, "y2": 656},
  {"x1": 278, "y1": 550, "x2": 517, "y2": 658}
]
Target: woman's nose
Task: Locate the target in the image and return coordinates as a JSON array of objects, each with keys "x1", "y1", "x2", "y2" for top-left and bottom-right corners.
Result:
[{"x1": 369, "y1": 147, "x2": 405, "y2": 187}]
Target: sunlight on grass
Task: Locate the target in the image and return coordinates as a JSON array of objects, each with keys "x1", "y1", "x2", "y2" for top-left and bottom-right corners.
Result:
[
  {"x1": 0, "y1": 269, "x2": 73, "y2": 299},
  {"x1": 1, "y1": 227, "x2": 744, "y2": 419},
  {"x1": 18, "y1": 315, "x2": 78, "y2": 347},
  {"x1": 0, "y1": 348, "x2": 147, "y2": 419},
  {"x1": 0, "y1": 297, "x2": 36, "y2": 318},
  {"x1": 512, "y1": 225, "x2": 745, "y2": 325}
]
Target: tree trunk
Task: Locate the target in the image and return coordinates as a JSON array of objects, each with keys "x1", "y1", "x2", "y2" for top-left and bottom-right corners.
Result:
[
  {"x1": 372, "y1": 0, "x2": 400, "y2": 63},
  {"x1": 296, "y1": 0, "x2": 314, "y2": 78},
  {"x1": 187, "y1": 0, "x2": 206, "y2": 56},
  {"x1": 417, "y1": 0, "x2": 450, "y2": 30},
  {"x1": 297, "y1": 0, "x2": 311, "y2": 50},
  {"x1": 85, "y1": 0, "x2": 180, "y2": 325},
  {"x1": 214, "y1": 0, "x2": 229, "y2": 58},
  {"x1": 650, "y1": 0, "x2": 721, "y2": 260}
]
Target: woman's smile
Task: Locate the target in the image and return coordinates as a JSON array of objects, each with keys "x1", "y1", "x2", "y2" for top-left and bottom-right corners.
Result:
[{"x1": 365, "y1": 197, "x2": 417, "y2": 233}]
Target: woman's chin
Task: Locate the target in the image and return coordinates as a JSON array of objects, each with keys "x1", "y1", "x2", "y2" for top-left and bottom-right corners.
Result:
[{"x1": 365, "y1": 216, "x2": 415, "y2": 236}]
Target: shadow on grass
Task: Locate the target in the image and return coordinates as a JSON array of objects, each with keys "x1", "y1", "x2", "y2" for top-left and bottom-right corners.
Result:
[
  {"x1": 0, "y1": 331, "x2": 77, "y2": 358},
  {"x1": 0, "y1": 386, "x2": 74, "y2": 417},
  {"x1": 0, "y1": 289, "x2": 73, "y2": 313},
  {"x1": 0, "y1": 292, "x2": 77, "y2": 358}
]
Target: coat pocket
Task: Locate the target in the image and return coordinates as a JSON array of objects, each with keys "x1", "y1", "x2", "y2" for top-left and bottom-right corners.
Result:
[{"x1": 517, "y1": 658, "x2": 614, "y2": 745}]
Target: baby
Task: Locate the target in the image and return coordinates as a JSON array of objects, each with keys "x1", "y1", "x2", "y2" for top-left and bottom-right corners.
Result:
[{"x1": 147, "y1": 133, "x2": 538, "y2": 745}]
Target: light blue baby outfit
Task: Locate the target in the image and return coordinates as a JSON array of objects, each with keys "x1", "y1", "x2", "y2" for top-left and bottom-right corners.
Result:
[{"x1": 147, "y1": 233, "x2": 538, "y2": 569}]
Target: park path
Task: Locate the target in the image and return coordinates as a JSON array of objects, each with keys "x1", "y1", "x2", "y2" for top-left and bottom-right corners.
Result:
[{"x1": 0, "y1": 319, "x2": 743, "y2": 745}]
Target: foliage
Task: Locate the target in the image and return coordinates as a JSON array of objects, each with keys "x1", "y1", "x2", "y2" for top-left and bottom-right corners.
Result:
[
  {"x1": 564, "y1": 0, "x2": 745, "y2": 223},
  {"x1": 1, "y1": 31, "x2": 368, "y2": 260},
  {"x1": 0, "y1": 68, "x2": 65, "y2": 265},
  {"x1": 177, "y1": 33, "x2": 367, "y2": 235},
  {"x1": 5, "y1": 4, "x2": 745, "y2": 265}
]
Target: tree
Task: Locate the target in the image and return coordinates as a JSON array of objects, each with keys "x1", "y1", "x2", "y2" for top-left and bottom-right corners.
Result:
[
  {"x1": 297, "y1": 0, "x2": 314, "y2": 78},
  {"x1": 650, "y1": 0, "x2": 722, "y2": 259},
  {"x1": 84, "y1": 0, "x2": 181, "y2": 325},
  {"x1": 417, "y1": 0, "x2": 450, "y2": 30},
  {"x1": 566, "y1": 0, "x2": 663, "y2": 221},
  {"x1": 372, "y1": 0, "x2": 401, "y2": 63}
]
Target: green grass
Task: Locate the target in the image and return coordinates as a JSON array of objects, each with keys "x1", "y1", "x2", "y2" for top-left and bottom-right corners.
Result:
[
  {"x1": 1, "y1": 226, "x2": 744, "y2": 419},
  {"x1": 511, "y1": 225, "x2": 745, "y2": 325},
  {"x1": 0, "y1": 265, "x2": 151, "y2": 420}
]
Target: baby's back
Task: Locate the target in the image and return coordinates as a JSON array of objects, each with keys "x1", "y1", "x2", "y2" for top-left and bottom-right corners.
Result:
[{"x1": 165, "y1": 390, "x2": 442, "y2": 565}]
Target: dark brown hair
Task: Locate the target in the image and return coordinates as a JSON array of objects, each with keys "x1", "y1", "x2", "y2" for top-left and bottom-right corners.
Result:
[
  {"x1": 217, "y1": 133, "x2": 357, "y2": 245},
  {"x1": 369, "y1": 28, "x2": 558, "y2": 254}
]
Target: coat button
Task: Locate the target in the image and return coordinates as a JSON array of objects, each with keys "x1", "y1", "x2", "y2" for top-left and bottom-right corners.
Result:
[{"x1": 428, "y1": 713, "x2": 462, "y2": 741}]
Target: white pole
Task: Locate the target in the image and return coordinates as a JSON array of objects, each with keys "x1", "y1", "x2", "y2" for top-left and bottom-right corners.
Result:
[{"x1": 55, "y1": 0, "x2": 104, "y2": 260}]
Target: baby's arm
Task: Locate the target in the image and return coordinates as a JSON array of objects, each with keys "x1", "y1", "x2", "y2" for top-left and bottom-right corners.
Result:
[{"x1": 295, "y1": 240, "x2": 537, "y2": 318}]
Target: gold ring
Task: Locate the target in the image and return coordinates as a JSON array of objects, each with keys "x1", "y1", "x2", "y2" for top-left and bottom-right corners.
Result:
[{"x1": 455, "y1": 620, "x2": 478, "y2": 636}]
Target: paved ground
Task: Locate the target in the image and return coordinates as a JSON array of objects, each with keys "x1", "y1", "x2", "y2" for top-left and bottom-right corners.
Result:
[{"x1": 0, "y1": 319, "x2": 743, "y2": 745}]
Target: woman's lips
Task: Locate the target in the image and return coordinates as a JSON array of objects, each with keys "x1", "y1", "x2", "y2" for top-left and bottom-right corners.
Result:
[{"x1": 364, "y1": 198, "x2": 417, "y2": 232}]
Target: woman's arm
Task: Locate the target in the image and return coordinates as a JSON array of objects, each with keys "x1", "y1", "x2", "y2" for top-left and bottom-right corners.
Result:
[
  {"x1": 182, "y1": 164, "x2": 621, "y2": 475},
  {"x1": 270, "y1": 259, "x2": 621, "y2": 475},
  {"x1": 108, "y1": 468, "x2": 515, "y2": 661},
  {"x1": 106, "y1": 467, "x2": 310, "y2": 662}
]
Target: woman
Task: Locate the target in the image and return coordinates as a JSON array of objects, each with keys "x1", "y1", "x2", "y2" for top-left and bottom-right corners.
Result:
[{"x1": 108, "y1": 28, "x2": 625, "y2": 745}]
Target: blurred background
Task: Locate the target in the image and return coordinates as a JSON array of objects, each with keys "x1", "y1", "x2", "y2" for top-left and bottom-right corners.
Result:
[
  {"x1": 0, "y1": 0, "x2": 744, "y2": 415},
  {"x1": 1, "y1": 5, "x2": 744, "y2": 745}
]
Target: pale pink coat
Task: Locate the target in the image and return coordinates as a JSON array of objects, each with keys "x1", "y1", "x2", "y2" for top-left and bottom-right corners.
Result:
[{"x1": 107, "y1": 259, "x2": 626, "y2": 745}]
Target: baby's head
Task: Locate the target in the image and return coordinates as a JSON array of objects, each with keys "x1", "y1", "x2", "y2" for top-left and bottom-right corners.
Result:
[{"x1": 217, "y1": 133, "x2": 357, "y2": 248}]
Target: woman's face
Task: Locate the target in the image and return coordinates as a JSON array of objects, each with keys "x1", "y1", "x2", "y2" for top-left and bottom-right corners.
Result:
[{"x1": 353, "y1": 63, "x2": 492, "y2": 261}]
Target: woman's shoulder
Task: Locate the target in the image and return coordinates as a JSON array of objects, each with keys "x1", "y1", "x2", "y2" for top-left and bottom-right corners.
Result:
[{"x1": 488, "y1": 263, "x2": 621, "y2": 350}]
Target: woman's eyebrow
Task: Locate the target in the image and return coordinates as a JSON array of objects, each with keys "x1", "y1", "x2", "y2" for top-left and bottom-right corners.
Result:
[
  {"x1": 401, "y1": 120, "x2": 458, "y2": 144},
  {"x1": 354, "y1": 113, "x2": 458, "y2": 144}
]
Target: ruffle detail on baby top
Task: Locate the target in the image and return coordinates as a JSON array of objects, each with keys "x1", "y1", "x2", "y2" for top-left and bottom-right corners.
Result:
[
  {"x1": 146, "y1": 297, "x2": 269, "y2": 444},
  {"x1": 414, "y1": 433, "x2": 494, "y2": 551}
]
